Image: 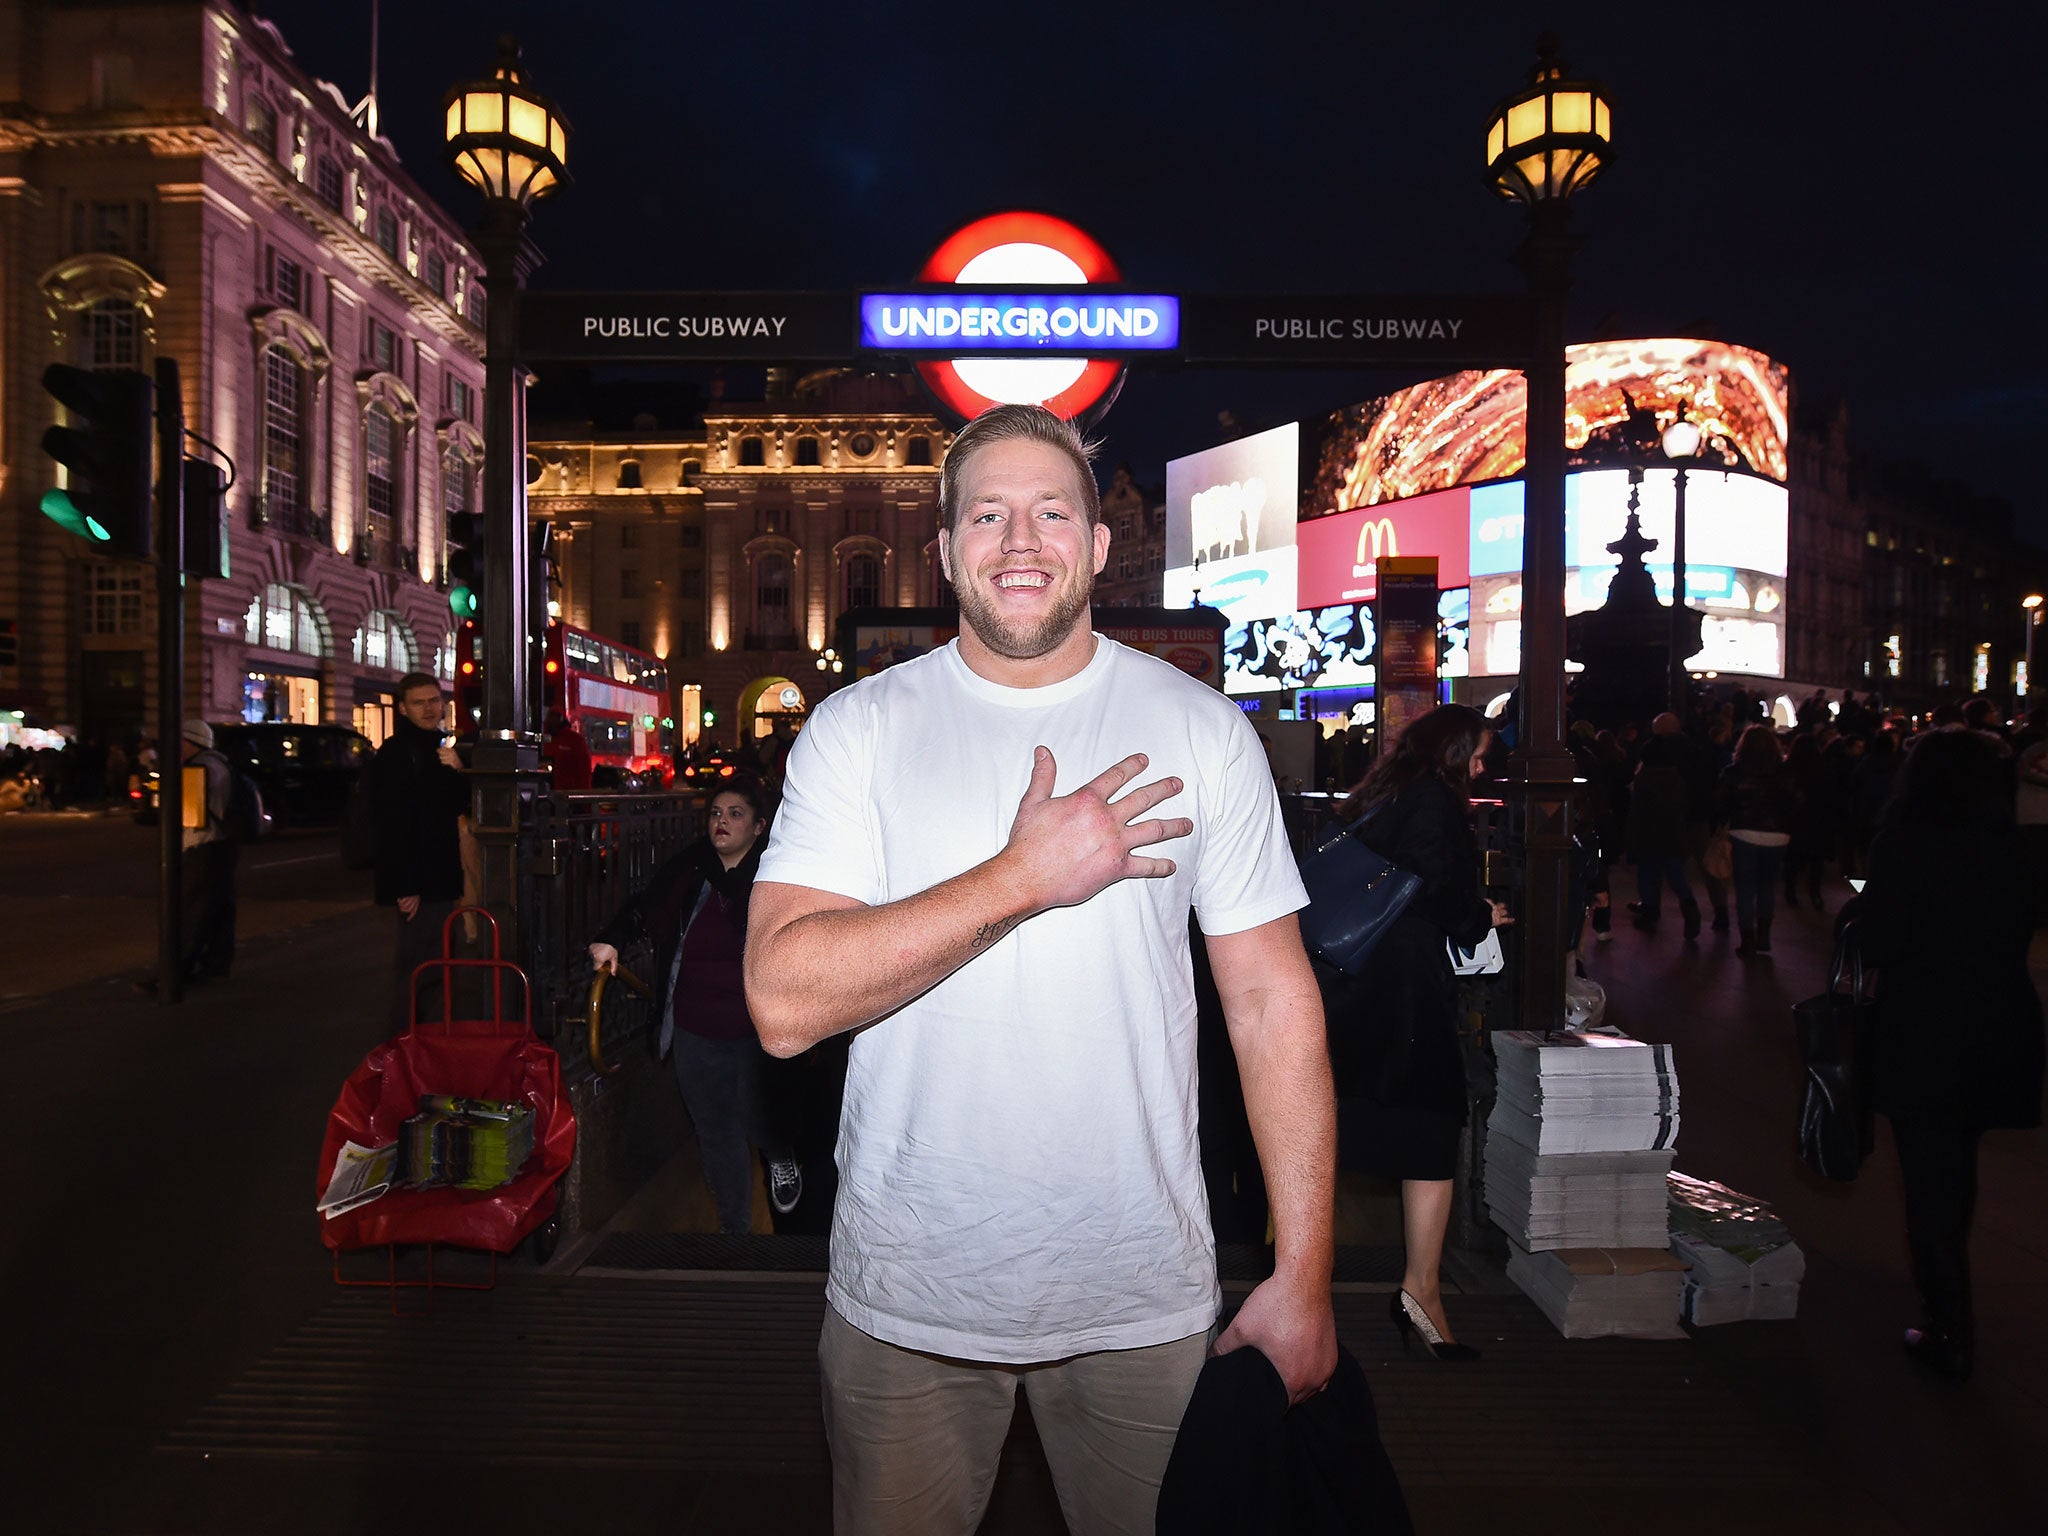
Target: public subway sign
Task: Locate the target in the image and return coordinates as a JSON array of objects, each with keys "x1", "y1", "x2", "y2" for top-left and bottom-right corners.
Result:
[
  {"x1": 517, "y1": 291, "x2": 855, "y2": 361},
  {"x1": 516, "y1": 289, "x2": 1529, "y2": 369},
  {"x1": 1178, "y1": 294, "x2": 1531, "y2": 367},
  {"x1": 857, "y1": 292, "x2": 1181, "y2": 353}
]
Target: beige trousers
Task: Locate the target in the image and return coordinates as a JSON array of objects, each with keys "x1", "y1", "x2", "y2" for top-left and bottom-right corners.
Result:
[{"x1": 819, "y1": 1305, "x2": 1209, "y2": 1536}]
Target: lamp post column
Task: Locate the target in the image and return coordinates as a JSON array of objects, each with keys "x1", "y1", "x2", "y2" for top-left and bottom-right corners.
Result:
[
  {"x1": 470, "y1": 198, "x2": 544, "y2": 934},
  {"x1": 1513, "y1": 197, "x2": 1579, "y2": 1037},
  {"x1": 1669, "y1": 463, "x2": 1689, "y2": 713}
]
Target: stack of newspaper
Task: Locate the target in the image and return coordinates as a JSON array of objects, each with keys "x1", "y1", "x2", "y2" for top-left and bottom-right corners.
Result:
[
  {"x1": 1485, "y1": 1140, "x2": 1676, "y2": 1249},
  {"x1": 1489, "y1": 1029, "x2": 1686, "y2": 1337},
  {"x1": 1667, "y1": 1171, "x2": 1805, "y2": 1324},
  {"x1": 399, "y1": 1095, "x2": 536, "y2": 1192},
  {"x1": 1489, "y1": 1029, "x2": 1680, "y2": 1156},
  {"x1": 1504, "y1": 1244, "x2": 1688, "y2": 1338}
]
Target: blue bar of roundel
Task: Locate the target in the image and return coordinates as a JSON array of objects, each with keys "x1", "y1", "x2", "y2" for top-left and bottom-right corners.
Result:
[{"x1": 858, "y1": 293, "x2": 1181, "y2": 351}]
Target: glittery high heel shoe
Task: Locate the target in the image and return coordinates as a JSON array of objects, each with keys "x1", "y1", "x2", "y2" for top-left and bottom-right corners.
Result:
[{"x1": 1390, "y1": 1289, "x2": 1480, "y2": 1363}]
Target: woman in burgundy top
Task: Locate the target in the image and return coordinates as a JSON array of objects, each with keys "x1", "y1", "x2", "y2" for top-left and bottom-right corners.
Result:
[{"x1": 589, "y1": 779, "x2": 800, "y2": 1232}]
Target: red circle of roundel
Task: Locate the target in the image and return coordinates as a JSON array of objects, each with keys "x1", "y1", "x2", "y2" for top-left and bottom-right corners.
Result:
[
  {"x1": 918, "y1": 212, "x2": 1121, "y2": 284},
  {"x1": 915, "y1": 211, "x2": 1126, "y2": 423}
]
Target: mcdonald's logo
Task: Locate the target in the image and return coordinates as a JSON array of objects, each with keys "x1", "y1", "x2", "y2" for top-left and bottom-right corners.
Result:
[{"x1": 1355, "y1": 517, "x2": 1398, "y2": 565}]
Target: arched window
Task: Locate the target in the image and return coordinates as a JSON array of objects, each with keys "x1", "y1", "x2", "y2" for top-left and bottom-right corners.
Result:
[
  {"x1": 244, "y1": 582, "x2": 328, "y2": 658},
  {"x1": 364, "y1": 403, "x2": 399, "y2": 556},
  {"x1": 616, "y1": 458, "x2": 643, "y2": 489},
  {"x1": 351, "y1": 610, "x2": 417, "y2": 673},
  {"x1": 755, "y1": 552, "x2": 793, "y2": 641},
  {"x1": 739, "y1": 435, "x2": 765, "y2": 467},
  {"x1": 441, "y1": 442, "x2": 476, "y2": 563},
  {"x1": 844, "y1": 551, "x2": 882, "y2": 611},
  {"x1": 927, "y1": 541, "x2": 956, "y2": 610},
  {"x1": 261, "y1": 343, "x2": 306, "y2": 527}
]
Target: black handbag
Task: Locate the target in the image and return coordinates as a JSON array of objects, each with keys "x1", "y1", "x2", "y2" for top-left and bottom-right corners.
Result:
[
  {"x1": 1297, "y1": 804, "x2": 1422, "y2": 976},
  {"x1": 1791, "y1": 923, "x2": 1876, "y2": 1181}
]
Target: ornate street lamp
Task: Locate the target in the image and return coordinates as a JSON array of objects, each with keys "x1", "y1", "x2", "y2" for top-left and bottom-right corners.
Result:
[
  {"x1": 1661, "y1": 416, "x2": 1704, "y2": 713},
  {"x1": 442, "y1": 38, "x2": 570, "y2": 946},
  {"x1": 1486, "y1": 35, "x2": 1612, "y2": 1035}
]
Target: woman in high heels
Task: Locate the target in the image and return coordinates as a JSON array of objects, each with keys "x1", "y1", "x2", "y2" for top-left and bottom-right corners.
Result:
[{"x1": 1322, "y1": 705, "x2": 1510, "y2": 1362}]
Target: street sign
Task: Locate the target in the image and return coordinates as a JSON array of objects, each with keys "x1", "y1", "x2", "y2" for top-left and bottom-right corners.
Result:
[
  {"x1": 518, "y1": 291, "x2": 853, "y2": 362},
  {"x1": 518, "y1": 288, "x2": 1530, "y2": 370},
  {"x1": 1177, "y1": 294, "x2": 1532, "y2": 367}
]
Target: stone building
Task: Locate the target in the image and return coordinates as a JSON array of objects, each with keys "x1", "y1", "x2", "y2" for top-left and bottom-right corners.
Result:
[
  {"x1": 528, "y1": 370, "x2": 951, "y2": 749},
  {"x1": 1089, "y1": 464, "x2": 1167, "y2": 608},
  {"x1": 0, "y1": 1, "x2": 484, "y2": 746}
]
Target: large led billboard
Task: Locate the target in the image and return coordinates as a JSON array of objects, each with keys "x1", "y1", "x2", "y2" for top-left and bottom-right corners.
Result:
[
  {"x1": 1164, "y1": 423, "x2": 1300, "y2": 625},
  {"x1": 1301, "y1": 338, "x2": 1792, "y2": 682},
  {"x1": 1304, "y1": 338, "x2": 1790, "y2": 512},
  {"x1": 1465, "y1": 469, "x2": 1788, "y2": 679}
]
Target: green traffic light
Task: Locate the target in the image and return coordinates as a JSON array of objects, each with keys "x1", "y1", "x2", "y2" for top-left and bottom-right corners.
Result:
[
  {"x1": 448, "y1": 585, "x2": 478, "y2": 617},
  {"x1": 40, "y1": 488, "x2": 110, "y2": 543}
]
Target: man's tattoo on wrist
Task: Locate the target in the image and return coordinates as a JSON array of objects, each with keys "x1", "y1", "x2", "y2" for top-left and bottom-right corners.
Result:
[{"x1": 970, "y1": 917, "x2": 1018, "y2": 952}]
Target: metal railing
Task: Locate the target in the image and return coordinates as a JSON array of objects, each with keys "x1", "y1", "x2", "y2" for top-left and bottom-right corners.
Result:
[
  {"x1": 249, "y1": 494, "x2": 329, "y2": 542},
  {"x1": 524, "y1": 790, "x2": 703, "y2": 1074}
]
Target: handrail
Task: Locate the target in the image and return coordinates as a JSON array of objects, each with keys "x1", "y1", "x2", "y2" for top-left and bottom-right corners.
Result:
[{"x1": 587, "y1": 962, "x2": 653, "y2": 1077}]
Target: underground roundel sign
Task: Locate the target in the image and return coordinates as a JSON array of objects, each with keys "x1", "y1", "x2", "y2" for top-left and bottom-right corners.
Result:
[{"x1": 915, "y1": 212, "x2": 1127, "y2": 424}]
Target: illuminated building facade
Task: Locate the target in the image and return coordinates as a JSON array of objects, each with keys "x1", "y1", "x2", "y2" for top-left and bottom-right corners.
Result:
[
  {"x1": 528, "y1": 370, "x2": 949, "y2": 746},
  {"x1": 0, "y1": 1, "x2": 484, "y2": 745},
  {"x1": 1089, "y1": 466, "x2": 1167, "y2": 608}
]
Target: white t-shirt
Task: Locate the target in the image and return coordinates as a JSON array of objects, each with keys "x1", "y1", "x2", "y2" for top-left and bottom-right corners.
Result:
[{"x1": 758, "y1": 635, "x2": 1307, "y2": 1362}]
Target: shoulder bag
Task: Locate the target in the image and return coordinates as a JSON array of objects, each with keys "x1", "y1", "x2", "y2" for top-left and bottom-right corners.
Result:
[
  {"x1": 1298, "y1": 802, "x2": 1422, "y2": 976},
  {"x1": 1790, "y1": 922, "x2": 1876, "y2": 1181}
]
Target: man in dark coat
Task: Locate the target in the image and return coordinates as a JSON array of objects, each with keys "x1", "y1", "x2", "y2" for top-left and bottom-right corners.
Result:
[
  {"x1": 1846, "y1": 730, "x2": 2044, "y2": 1381},
  {"x1": 1627, "y1": 713, "x2": 1703, "y2": 937},
  {"x1": 370, "y1": 671, "x2": 468, "y2": 1036}
]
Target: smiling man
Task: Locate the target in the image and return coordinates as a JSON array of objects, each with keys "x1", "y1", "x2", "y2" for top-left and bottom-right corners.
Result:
[{"x1": 746, "y1": 404, "x2": 1337, "y2": 1534}]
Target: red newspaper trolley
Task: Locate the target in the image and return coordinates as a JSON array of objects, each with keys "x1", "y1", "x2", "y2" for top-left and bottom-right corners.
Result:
[{"x1": 316, "y1": 910, "x2": 576, "y2": 1311}]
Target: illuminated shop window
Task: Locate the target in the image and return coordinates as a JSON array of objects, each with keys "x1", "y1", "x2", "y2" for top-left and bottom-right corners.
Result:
[
  {"x1": 244, "y1": 583, "x2": 328, "y2": 658},
  {"x1": 351, "y1": 610, "x2": 416, "y2": 673}
]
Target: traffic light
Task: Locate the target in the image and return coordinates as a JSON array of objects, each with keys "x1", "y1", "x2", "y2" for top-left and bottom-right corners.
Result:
[
  {"x1": 182, "y1": 459, "x2": 228, "y2": 579},
  {"x1": 446, "y1": 508, "x2": 485, "y2": 617},
  {"x1": 39, "y1": 365, "x2": 153, "y2": 558}
]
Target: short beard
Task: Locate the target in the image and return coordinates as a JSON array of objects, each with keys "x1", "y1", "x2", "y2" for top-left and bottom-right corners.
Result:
[{"x1": 951, "y1": 561, "x2": 1094, "y2": 661}]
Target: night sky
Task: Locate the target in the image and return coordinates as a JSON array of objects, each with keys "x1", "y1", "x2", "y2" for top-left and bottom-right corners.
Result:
[{"x1": 250, "y1": 1, "x2": 2046, "y2": 541}]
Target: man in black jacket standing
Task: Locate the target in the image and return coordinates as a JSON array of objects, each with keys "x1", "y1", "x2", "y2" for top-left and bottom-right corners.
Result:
[{"x1": 371, "y1": 671, "x2": 468, "y2": 1035}]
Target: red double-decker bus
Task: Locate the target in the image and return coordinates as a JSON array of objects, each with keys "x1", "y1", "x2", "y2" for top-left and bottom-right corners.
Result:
[{"x1": 453, "y1": 618, "x2": 674, "y2": 787}]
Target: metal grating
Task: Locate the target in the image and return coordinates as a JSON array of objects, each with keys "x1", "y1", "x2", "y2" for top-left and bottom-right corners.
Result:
[
  {"x1": 583, "y1": 1232, "x2": 830, "y2": 1273},
  {"x1": 578, "y1": 1233, "x2": 1404, "y2": 1283},
  {"x1": 164, "y1": 1281, "x2": 1821, "y2": 1496}
]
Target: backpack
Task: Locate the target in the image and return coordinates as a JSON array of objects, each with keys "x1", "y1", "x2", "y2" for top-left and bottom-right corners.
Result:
[
  {"x1": 341, "y1": 769, "x2": 377, "y2": 869},
  {"x1": 218, "y1": 756, "x2": 270, "y2": 843}
]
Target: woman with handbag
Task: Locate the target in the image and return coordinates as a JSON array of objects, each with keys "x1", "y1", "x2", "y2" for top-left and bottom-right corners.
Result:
[
  {"x1": 589, "y1": 778, "x2": 805, "y2": 1233},
  {"x1": 1847, "y1": 729, "x2": 2043, "y2": 1382},
  {"x1": 1713, "y1": 725, "x2": 1797, "y2": 955},
  {"x1": 1322, "y1": 704, "x2": 1511, "y2": 1361}
]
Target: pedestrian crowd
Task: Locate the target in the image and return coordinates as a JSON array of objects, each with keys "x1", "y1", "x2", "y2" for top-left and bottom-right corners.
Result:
[{"x1": 1566, "y1": 685, "x2": 2048, "y2": 957}]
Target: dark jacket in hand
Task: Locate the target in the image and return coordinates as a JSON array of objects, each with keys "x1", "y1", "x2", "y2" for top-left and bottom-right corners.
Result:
[
  {"x1": 369, "y1": 715, "x2": 467, "y2": 906},
  {"x1": 1324, "y1": 776, "x2": 1492, "y2": 1116},
  {"x1": 1156, "y1": 1344, "x2": 1413, "y2": 1536}
]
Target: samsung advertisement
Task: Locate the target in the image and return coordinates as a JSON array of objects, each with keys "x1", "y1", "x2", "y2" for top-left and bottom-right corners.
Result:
[{"x1": 1164, "y1": 423, "x2": 1301, "y2": 622}]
